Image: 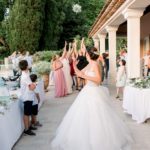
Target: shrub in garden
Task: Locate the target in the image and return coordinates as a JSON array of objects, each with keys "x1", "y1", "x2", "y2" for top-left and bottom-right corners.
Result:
[
  {"x1": 32, "y1": 50, "x2": 59, "y2": 62},
  {"x1": 32, "y1": 61, "x2": 51, "y2": 76}
]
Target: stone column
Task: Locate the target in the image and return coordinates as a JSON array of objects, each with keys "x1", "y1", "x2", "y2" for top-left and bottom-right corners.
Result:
[
  {"x1": 98, "y1": 33, "x2": 106, "y2": 54},
  {"x1": 123, "y1": 9, "x2": 144, "y2": 78},
  {"x1": 93, "y1": 37, "x2": 99, "y2": 51},
  {"x1": 106, "y1": 26, "x2": 118, "y2": 85}
]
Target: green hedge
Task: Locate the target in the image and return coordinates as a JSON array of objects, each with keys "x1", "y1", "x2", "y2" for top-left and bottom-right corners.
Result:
[
  {"x1": 33, "y1": 50, "x2": 60, "y2": 62},
  {"x1": 0, "y1": 46, "x2": 10, "y2": 62}
]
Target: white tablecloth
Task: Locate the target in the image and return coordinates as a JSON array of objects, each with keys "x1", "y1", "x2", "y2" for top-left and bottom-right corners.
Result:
[
  {"x1": 37, "y1": 80, "x2": 45, "y2": 108},
  {"x1": 0, "y1": 80, "x2": 45, "y2": 150},
  {"x1": 0, "y1": 100, "x2": 23, "y2": 150},
  {"x1": 123, "y1": 86, "x2": 150, "y2": 123}
]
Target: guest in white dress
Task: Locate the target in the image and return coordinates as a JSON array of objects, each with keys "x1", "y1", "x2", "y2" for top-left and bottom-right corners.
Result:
[
  {"x1": 143, "y1": 50, "x2": 150, "y2": 76},
  {"x1": 116, "y1": 59, "x2": 127, "y2": 99},
  {"x1": 51, "y1": 47, "x2": 133, "y2": 150}
]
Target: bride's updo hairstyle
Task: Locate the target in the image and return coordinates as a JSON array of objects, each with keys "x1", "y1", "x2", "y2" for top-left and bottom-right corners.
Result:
[{"x1": 86, "y1": 46, "x2": 99, "y2": 61}]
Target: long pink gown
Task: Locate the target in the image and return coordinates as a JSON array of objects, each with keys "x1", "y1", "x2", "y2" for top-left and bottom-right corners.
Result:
[{"x1": 53, "y1": 60, "x2": 67, "y2": 97}]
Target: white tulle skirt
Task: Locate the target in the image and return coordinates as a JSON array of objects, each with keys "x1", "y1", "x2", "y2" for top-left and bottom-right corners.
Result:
[{"x1": 51, "y1": 84, "x2": 133, "y2": 150}]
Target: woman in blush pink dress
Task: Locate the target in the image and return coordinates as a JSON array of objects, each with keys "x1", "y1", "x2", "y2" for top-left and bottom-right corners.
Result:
[
  {"x1": 52, "y1": 55, "x2": 67, "y2": 98},
  {"x1": 59, "y1": 42, "x2": 73, "y2": 94}
]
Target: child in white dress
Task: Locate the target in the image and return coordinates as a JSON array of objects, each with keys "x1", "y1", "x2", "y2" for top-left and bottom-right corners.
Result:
[{"x1": 116, "y1": 59, "x2": 127, "y2": 99}]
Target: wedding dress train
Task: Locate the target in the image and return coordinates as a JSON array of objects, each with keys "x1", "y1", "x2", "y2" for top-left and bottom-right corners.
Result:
[{"x1": 51, "y1": 70, "x2": 133, "y2": 150}]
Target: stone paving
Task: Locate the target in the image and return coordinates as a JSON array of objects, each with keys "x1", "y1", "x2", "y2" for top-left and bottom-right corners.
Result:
[{"x1": 13, "y1": 84, "x2": 150, "y2": 150}]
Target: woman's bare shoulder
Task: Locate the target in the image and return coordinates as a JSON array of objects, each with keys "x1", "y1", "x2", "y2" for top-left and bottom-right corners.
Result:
[{"x1": 91, "y1": 61, "x2": 100, "y2": 67}]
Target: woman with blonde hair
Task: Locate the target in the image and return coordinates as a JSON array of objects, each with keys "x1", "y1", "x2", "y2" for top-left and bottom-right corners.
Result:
[
  {"x1": 52, "y1": 55, "x2": 67, "y2": 97},
  {"x1": 116, "y1": 59, "x2": 127, "y2": 99}
]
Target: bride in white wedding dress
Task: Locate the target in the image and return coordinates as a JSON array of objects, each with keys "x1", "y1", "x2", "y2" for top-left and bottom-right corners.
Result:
[{"x1": 51, "y1": 44, "x2": 133, "y2": 150}]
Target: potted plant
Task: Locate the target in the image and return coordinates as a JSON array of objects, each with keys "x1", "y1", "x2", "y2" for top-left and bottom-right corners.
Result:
[{"x1": 32, "y1": 61, "x2": 51, "y2": 91}]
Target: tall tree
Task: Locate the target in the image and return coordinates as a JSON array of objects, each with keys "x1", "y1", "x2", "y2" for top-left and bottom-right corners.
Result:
[
  {"x1": 6, "y1": 0, "x2": 104, "y2": 52},
  {"x1": 7, "y1": 0, "x2": 46, "y2": 52},
  {"x1": 39, "y1": 0, "x2": 65, "y2": 50},
  {"x1": 0, "y1": 0, "x2": 7, "y2": 22},
  {"x1": 0, "y1": 0, "x2": 7, "y2": 37},
  {"x1": 0, "y1": 0, "x2": 9, "y2": 58}
]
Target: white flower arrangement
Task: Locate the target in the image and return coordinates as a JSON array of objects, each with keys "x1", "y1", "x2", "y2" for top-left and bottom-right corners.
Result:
[
  {"x1": 128, "y1": 77, "x2": 150, "y2": 89},
  {"x1": 72, "y1": 4, "x2": 82, "y2": 13},
  {"x1": 0, "y1": 97, "x2": 11, "y2": 115},
  {"x1": 32, "y1": 61, "x2": 51, "y2": 76}
]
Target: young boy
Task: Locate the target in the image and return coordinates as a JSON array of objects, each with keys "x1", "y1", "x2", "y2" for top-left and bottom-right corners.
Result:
[
  {"x1": 29, "y1": 74, "x2": 42, "y2": 128},
  {"x1": 19, "y1": 60, "x2": 36, "y2": 136}
]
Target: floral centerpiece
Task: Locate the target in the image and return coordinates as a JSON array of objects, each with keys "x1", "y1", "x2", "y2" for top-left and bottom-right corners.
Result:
[
  {"x1": 0, "y1": 77, "x2": 11, "y2": 114},
  {"x1": 72, "y1": 4, "x2": 82, "y2": 13},
  {"x1": 127, "y1": 77, "x2": 150, "y2": 89},
  {"x1": 0, "y1": 96, "x2": 11, "y2": 115},
  {"x1": 0, "y1": 98, "x2": 11, "y2": 109},
  {"x1": 32, "y1": 61, "x2": 51, "y2": 91}
]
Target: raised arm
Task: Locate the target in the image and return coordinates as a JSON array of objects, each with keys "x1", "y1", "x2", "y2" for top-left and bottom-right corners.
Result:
[
  {"x1": 61, "y1": 41, "x2": 67, "y2": 58},
  {"x1": 73, "y1": 39, "x2": 78, "y2": 57},
  {"x1": 69, "y1": 42, "x2": 72, "y2": 52},
  {"x1": 80, "y1": 38, "x2": 86, "y2": 56},
  {"x1": 66, "y1": 42, "x2": 73, "y2": 58}
]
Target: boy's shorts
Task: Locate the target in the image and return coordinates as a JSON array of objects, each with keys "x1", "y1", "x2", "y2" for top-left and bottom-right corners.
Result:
[
  {"x1": 32, "y1": 104, "x2": 38, "y2": 116},
  {"x1": 24, "y1": 101, "x2": 33, "y2": 116}
]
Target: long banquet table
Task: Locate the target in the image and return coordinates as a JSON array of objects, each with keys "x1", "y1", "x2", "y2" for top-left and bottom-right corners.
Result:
[
  {"x1": 0, "y1": 100, "x2": 23, "y2": 150},
  {"x1": 123, "y1": 86, "x2": 150, "y2": 123},
  {"x1": 0, "y1": 80, "x2": 45, "y2": 150}
]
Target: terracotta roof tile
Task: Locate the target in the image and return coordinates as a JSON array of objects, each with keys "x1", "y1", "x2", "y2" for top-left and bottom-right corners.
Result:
[{"x1": 89, "y1": 0, "x2": 126, "y2": 37}]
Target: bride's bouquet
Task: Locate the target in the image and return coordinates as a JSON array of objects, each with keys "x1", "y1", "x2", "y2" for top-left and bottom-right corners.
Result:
[{"x1": 72, "y1": 4, "x2": 82, "y2": 13}]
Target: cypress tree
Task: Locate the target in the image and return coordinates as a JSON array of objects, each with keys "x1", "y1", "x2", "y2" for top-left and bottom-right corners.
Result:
[
  {"x1": 0, "y1": 0, "x2": 6, "y2": 22},
  {"x1": 39, "y1": 0, "x2": 65, "y2": 50},
  {"x1": 8, "y1": 0, "x2": 46, "y2": 52}
]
